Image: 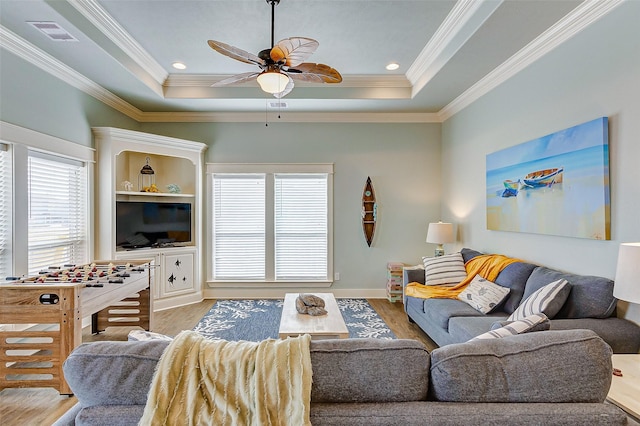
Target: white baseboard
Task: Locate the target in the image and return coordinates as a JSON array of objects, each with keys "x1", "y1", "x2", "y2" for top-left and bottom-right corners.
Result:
[
  {"x1": 202, "y1": 288, "x2": 387, "y2": 299},
  {"x1": 153, "y1": 293, "x2": 204, "y2": 312}
]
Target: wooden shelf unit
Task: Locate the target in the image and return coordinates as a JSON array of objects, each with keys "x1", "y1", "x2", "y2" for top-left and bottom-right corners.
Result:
[{"x1": 93, "y1": 127, "x2": 207, "y2": 311}]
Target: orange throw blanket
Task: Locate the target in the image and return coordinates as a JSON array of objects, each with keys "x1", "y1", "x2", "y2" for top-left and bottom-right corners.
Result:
[{"x1": 405, "y1": 254, "x2": 520, "y2": 300}]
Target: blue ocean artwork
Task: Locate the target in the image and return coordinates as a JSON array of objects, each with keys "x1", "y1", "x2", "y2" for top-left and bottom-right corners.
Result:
[{"x1": 486, "y1": 117, "x2": 610, "y2": 240}]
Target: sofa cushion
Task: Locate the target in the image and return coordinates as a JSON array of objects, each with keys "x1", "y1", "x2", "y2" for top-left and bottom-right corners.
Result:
[
  {"x1": 310, "y1": 338, "x2": 429, "y2": 403},
  {"x1": 63, "y1": 340, "x2": 170, "y2": 407},
  {"x1": 524, "y1": 266, "x2": 617, "y2": 319},
  {"x1": 457, "y1": 275, "x2": 510, "y2": 314},
  {"x1": 422, "y1": 298, "x2": 484, "y2": 330},
  {"x1": 507, "y1": 279, "x2": 570, "y2": 321},
  {"x1": 448, "y1": 315, "x2": 508, "y2": 342},
  {"x1": 471, "y1": 314, "x2": 549, "y2": 340},
  {"x1": 429, "y1": 329, "x2": 612, "y2": 403},
  {"x1": 422, "y1": 252, "x2": 467, "y2": 286},
  {"x1": 493, "y1": 262, "x2": 538, "y2": 314}
]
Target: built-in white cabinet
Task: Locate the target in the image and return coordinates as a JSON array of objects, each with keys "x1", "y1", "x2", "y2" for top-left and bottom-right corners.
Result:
[{"x1": 93, "y1": 127, "x2": 207, "y2": 310}]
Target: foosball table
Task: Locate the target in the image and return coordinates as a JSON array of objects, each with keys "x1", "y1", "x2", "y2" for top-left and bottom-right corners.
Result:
[{"x1": 0, "y1": 259, "x2": 154, "y2": 394}]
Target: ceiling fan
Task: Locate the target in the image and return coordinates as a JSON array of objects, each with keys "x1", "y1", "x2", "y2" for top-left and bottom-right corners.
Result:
[{"x1": 207, "y1": 0, "x2": 342, "y2": 98}]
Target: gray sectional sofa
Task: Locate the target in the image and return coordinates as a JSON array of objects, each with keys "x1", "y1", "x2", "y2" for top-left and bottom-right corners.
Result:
[
  {"x1": 54, "y1": 329, "x2": 626, "y2": 425},
  {"x1": 403, "y1": 248, "x2": 640, "y2": 353}
]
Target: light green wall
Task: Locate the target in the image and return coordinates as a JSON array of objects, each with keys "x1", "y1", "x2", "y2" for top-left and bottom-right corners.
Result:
[
  {"x1": 141, "y1": 122, "x2": 441, "y2": 294},
  {"x1": 441, "y1": 1, "x2": 640, "y2": 324},
  {"x1": 0, "y1": 51, "x2": 139, "y2": 146}
]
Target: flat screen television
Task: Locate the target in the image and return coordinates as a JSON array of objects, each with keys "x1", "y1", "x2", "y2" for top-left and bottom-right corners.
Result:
[{"x1": 116, "y1": 201, "x2": 192, "y2": 248}]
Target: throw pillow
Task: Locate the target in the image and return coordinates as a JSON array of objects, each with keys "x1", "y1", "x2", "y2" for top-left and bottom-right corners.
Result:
[
  {"x1": 128, "y1": 330, "x2": 173, "y2": 342},
  {"x1": 491, "y1": 315, "x2": 551, "y2": 333},
  {"x1": 422, "y1": 252, "x2": 467, "y2": 286},
  {"x1": 507, "y1": 278, "x2": 570, "y2": 321},
  {"x1": 470, "y1": 313, "x2": 549, "y2": 341},
  {"x1": 457, "y1": 274, "x2": 510, "y2": 314}
]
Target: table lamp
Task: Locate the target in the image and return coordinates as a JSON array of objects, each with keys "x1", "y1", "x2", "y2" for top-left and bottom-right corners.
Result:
[
  {"x1": 614, "y1": 242, "x2": 640, "y2": 304},
  {"x1": 426, "y1": 222, "x2": 454, "y2": 257}
]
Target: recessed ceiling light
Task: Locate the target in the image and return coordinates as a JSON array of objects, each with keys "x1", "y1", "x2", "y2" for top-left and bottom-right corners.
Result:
[
  {"x1": 172, "y1": 62, "x2": 187, "y2": 70},
  {"x1": 386, "y1": 62, "x2": 400, "y2": 71}
]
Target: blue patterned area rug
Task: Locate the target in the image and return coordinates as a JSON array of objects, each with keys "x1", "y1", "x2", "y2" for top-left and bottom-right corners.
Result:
[{"x1": 192, "y1": 299, "x2": 396, "y2": 341}]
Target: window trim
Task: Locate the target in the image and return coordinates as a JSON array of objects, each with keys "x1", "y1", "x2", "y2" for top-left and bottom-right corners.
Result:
[
  {"x1": 0, "y1": 121, "x2": 94, "y2": 277},
  {"x1": 206, "y1": 163, "x2": 334, "y2": 288}
]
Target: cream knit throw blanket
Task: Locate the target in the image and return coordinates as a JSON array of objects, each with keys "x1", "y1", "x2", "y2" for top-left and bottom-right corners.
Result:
[{"x1": 139, "y1": 331, "x2": 312, "y2": 426}]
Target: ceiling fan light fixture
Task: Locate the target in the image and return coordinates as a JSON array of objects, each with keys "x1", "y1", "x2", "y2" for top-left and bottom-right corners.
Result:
[{"x1": 257, "y1": 70, "x2": 289, "y2": 94}]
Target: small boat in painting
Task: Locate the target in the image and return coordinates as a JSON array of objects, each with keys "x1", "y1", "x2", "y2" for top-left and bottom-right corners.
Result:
[
  {"x1": 362, "y1": 177, "x2": 377, "y2": 247},
  {"x1": 522, "y1": 167, "x2": 563, "y2": 188},
  {"x1": 501, "y1": 179, "x2": 520, "y2": 197}
]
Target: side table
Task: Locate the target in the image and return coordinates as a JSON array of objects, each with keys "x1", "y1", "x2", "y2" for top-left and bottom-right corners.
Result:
[{"x1": 608, "y1": 354, "x2": 640, "y2": 422}]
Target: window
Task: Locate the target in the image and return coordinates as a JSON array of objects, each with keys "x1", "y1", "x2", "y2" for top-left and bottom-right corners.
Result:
[
  {"x1": 0, "y1": 143, "x2": 11, "y2": 278},
  {"x1": 27, "y1": 152, "x2": 88, "y2": 275},
  {"x1": 209, "y1": 164, "x2": 333, "y2": 284}
]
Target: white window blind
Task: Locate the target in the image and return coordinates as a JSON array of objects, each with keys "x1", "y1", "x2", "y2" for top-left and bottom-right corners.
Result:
[
  {"x1": 28, "y1": 152, "x2": 87, "y2": 275},
  {"x1": 275, "y1": 174, "x2": 328, "y2": 280},
  {"x1": 0, "y1": 143, "x2": 11, "y2": 278},
  {"x1": 212, "y1": 174, "x2": 266, "y2": 279}
]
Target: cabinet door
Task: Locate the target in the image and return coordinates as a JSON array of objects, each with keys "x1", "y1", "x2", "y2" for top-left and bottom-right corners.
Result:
[{"x1": 161, "y1": 252, "x2": 195, "y2": 297}]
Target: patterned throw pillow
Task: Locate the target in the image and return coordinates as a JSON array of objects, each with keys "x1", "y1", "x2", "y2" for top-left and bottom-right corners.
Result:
[
  {"x1": 507, "y1": 279, "x2": 570, "y2": 321},
  {"x1": 457, "y1": 274, "x2": 510, "y2": 314},
  {"x1": 470, "y1": 313, "x2": 549, "y2": 341},
  {"x1": 422, "y1": 252, "x2": 467, "y2": 286}
]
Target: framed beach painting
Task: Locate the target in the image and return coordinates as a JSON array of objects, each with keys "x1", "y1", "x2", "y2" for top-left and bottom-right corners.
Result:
[{"x1": 486, "y1": 117, "x2": 610, "y2": 240}]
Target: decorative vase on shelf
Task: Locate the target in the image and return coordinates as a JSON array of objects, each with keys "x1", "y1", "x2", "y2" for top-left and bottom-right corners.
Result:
[
  {"x1": 167, "y1": 184, "x2": 181, "y2": 194},
  {"x1": 121, "y1": 181, "x2": 133, "y2": 191}
]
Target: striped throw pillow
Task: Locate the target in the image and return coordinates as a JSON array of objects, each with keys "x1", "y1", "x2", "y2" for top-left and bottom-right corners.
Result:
[
  {"x1": 507, "y1": 279, "x2": 570, "y2": 321},
  {"x1": 470, "y1": 313, "x2": 549, "y2": 341},
  {"x1": 422, "y1": 252, "x2": 467, "y2": 286}
]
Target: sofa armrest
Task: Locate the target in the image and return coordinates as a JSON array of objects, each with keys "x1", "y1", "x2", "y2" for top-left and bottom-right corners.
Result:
[
  {"x1": 63, "y1": 340, "x2": 170, "y2": 407},
  {"x1": 430, "y1": 329, "x2": 613, "y2": 403},
  {"x1": 403, "y1": 265, "x2": 424, "y2": 286}
]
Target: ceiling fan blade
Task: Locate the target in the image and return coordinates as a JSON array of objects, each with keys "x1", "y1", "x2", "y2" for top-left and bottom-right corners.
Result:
[
  {"x1": 270, "y1": 37, "x2": 319, "y2": 67},
  {"x1": 273, "y1": 76, "x2": 295, "y2": 99},
  {"x1": 211, "y1": 72, "x2": 260, "y2": 87},
  {"x1": 208, "y1": 40, "x2": 265, "y2": 66},
  {"x1": 288, "y1": 63, "x2": 343, "y2": 84}
]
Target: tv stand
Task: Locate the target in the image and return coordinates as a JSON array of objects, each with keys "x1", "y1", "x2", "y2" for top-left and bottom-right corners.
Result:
[{"x1": 93, "y1": 127, "x2": 207, "y2": 311}]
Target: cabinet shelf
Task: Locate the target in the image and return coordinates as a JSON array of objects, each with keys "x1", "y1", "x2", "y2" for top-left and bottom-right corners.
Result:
[{"x1": 115, "y1": 191, "x2": 195, "y2": 198}]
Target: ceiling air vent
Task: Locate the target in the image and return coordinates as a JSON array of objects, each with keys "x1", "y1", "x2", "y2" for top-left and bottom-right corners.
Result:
[
  {"x1": 269, "y1": 102, "x2": 288, "y2": 109},
  {"x1": 28, "y1": 21, "x2": 78, "y2": 42}
]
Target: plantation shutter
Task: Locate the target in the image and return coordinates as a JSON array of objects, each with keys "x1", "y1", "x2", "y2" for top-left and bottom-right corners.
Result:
[
  {"x1": 28, "y1": 152, "x2": 87, "y2": 275},
  {"x1": 274, "y1": 174, "x2": 328, "y2": 280},
  {"x1": 212, "y1": 174, "x2": 266, "y2": 279},
  {"x1": 0, "y1": 143, "x2": 11, "y2": 278}
]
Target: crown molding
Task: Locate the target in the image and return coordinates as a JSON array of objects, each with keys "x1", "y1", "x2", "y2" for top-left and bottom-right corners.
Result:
[
  {"x1": 68, "y1": 0, "x2": 168, "y2": 85},
  {"x1": 0, "y1": 25, "x2": 144, "y2": 121},
  {"x1": 406, "y1": 0, "x2": 502, "y2": 97},
  {"x1": 439, "y1": 0, "x2": 624, "y2": 121},
  {"x1": 137, "y1": 111, "x2": 440, "y2": 123},
  {"x1": 166, "y1": 74, "x2": 411, "y2": 88}
]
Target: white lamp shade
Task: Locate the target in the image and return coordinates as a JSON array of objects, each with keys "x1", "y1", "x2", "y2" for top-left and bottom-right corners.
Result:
[
  {"x1": 614, "y1": 242, "x2": 640, "y2": 304},
  {"x1": 256, "y1": 71, "x2": 289, "y2": 94},
  {"x1": 426, "y1": 222, "x2": 454, "y2": 244}
]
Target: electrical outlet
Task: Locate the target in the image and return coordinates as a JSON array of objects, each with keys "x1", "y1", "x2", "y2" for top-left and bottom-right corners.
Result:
[{"x1": 334, "y1": 272, "x2": 340, "y2": 281}]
